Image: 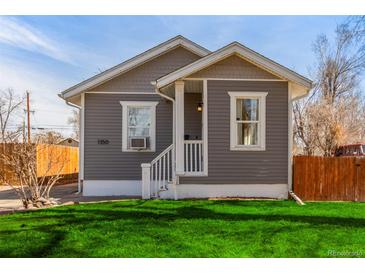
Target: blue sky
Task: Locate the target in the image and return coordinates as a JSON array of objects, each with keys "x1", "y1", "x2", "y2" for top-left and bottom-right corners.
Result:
[{"x1": 0, "y1": 15, "x2": 346, "y2": 136}]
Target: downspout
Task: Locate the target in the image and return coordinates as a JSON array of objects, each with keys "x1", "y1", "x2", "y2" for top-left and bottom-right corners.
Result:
[
  {"x1": 288, "y1": 94, "x2": 305, "y2": 205},
  {"x1": 152, "y1": 81, "x2": 177, "y2": 184},
  {"x1": 58, "y1": 93, "x2": 82, "y2": 194},
  {"x1": 288, "y1": 84, "x2": 308, "y2": 206},
  {"x1": 288, "y1": 85, "x2": 293, "y2": 193}
]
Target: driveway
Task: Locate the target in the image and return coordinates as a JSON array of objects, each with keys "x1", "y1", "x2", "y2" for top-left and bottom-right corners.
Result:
[
  {"x1": 0, "y1": 183, "x2": 139, "y2": 214},
  {"x1": 0, "y1": 183, "x2": 78, "y2": 213}
]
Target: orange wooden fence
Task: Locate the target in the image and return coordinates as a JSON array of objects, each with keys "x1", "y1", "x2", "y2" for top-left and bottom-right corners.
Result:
[
  {"x1": 0, "y1": 144, "x2": 18, "y2": 184},
  {"x1": 293, "y1": 156, "x2": 365, "y2": 201},
  {"x1": 1, "y1": 144, "x2": 79, "y2": 185},
  {"x1": 36, "y1": 144, "x2": 79, "y2": 177}
]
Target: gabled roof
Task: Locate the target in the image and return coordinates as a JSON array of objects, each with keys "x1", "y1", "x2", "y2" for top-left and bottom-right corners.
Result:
[
  {"x1": 57, "y1": 137, "x2": 79, "y2": 144},
  {"x1": 59, "y1": 35, "x2": 210, "y2": 100},
  {"x1": 153, "y1": 42, "x2": 312, "y2": 90}
]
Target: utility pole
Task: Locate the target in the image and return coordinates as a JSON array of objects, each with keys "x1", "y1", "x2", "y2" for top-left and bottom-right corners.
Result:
[{"x1": 26, "y1": 91, "x2": 31, "y2": 144}]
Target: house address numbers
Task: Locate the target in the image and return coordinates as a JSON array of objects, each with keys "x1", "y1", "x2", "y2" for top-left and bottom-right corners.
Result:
[{"x1": 97, "y1": 139, "x2": 110, "y2": 145}]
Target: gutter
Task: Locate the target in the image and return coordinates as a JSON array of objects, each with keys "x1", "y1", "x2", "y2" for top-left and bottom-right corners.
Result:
[
  {"x1": 58, "y1": 93, "x2": 81, "y2": 110},
  {"x1": 58, "y1": 93, "x2": 82, "y2": 193},
  {"x1": 292, "y1": 92, "x2": 310, "y2": 101},
  {"x1": 66, "y1": 101, "x2": 81, "y2": 110},
  {"x1": 151, "y1": 81, "x2": 175, "y2": 103}
]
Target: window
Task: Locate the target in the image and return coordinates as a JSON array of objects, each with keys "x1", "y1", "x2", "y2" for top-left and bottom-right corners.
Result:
[
  {"x1": 228, "y1": 92, "x2": 267, "y2": 151},
  {"x1": 120, "y1": 101, "x2": 159, "y2": 152}
]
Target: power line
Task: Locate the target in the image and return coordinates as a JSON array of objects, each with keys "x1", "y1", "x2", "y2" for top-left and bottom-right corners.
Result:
[
  {"x1": 32, "y1": 109, "x2": 72, "y2": 114},
  {"x1": 32, "y1": 124, "x2": 73, "y2": 128},
  {"x1": 7, "y1": 125, "x2": 74, "y2": 129}
]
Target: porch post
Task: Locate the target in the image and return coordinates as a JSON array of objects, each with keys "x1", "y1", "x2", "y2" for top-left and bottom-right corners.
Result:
[
  {"x1": 79, "y1": 92, "x2": 85, "y2": 193},
  {"x1": 288, "y1": 82, "x2": 293, "y2": 193},
  {"x1": 175, "y1": 80, "x2": 185, "y2": 175},
  {"x1": 141, "y1": 163, "x2": 151, "y2": 199}
]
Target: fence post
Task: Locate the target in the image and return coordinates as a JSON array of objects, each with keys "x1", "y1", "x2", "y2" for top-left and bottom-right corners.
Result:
[
  {"x1": 355, "y1": 158, "x2": 360, "y2": 202},
  {"x1": 141, "y1": 163, "x2": 151, "y2": 200}
]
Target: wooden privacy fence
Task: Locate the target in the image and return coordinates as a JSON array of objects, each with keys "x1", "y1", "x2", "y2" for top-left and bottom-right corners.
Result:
[
  {"x1": 36, "y1": 144, "x2": 79, "y2": 177},
  {"x1": 0, "y1": 144, "x2": 79, "y2": 185},
  {"x1": 293, "y1": 156, "x2": 365, "y2": 201}
]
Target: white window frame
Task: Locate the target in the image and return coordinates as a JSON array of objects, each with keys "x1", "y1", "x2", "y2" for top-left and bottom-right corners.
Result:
[
  {"x1": 228, "y1": 91, "x2": 267, "y2": 151},
  {"x1": 120, "y1": 101, "x2": 159, "y2": 152}
]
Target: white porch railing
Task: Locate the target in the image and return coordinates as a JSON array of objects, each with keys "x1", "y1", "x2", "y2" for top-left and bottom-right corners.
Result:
[
  {"x1": 184, "y1": 140, "x2": 204, "y2": 175},
  {"x1": 141, "y1": 144, "x2": 174, "y2": 199},
  {"x1": 141, "y1": 140, "x2": 204, "y2": 199}
]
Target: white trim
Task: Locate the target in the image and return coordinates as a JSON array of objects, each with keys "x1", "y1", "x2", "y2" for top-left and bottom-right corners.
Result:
[
  {"x1": 155, "y1": 42, "x2": 312, "y2": 90},
  {"x1": 159, "y1": 184, "x2": 288, "y2": 199},
  {"x1": 83, "y1": 180, "x2": 287, "y2": 199},
  {"x1": 172, "y1": 102, "x2": 176, "y2": 180},
  {"x1": 60, "y1": 36, "x2": 210, "y2": 99},
  {"x1": 120, "y1": 101, "x2": 159, "y2": 152},
  {"x1": 86, "y1": 91, "x2": 158, "y2": 95},
  {"x1": 202, "y1": 79, "x2": 208, "y2": 176},
  {"x1": 228, "y1": 91, "x2": 267, "y2": 151},
  {"x1": 79, "y1": 93, "x2": 85, "y2": 192},
  {"x1": 120, "y1": 101, "x2": 159, "y2": 106},
  {"x1": 83, "y1": 180, "x2": 142, "y2": 196},
  {"x1": 175, "y1": 80, "x2": 185, "y2": 175},
  {"x1": 180, "y1": 172, "x2": 206, "y2": 177},
  {"x1": 290, "y1": 82, "x2": 311, "y2": 101},
  {"x1": 288, "y1": 83, "x2": 293, "y2": 191},
  {"x1": 184, "y1": 77, "x2": 287, "y2": 82},
  {"x1": 182, "y1": 77, "x2": 309, "y2": 101}
]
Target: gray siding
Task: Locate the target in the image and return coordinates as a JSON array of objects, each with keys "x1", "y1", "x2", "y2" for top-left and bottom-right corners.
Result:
[
  {"x1": 180, "y1": 80, "x2": 288, "y2": 184},
  {"x1": 84, "y1": 93, "x2": 172, "y2": 180},
  {"x1": 84, "y1": 46, "x2": 201, "y2": 180},
  {"x1": 184, "y1": 93, "x2": 202, "y2": 140},
  {"x1": 89, "y1": 46, "x2": 201, "y2": 92},
  {"x1": 188, "y1": 55, "x2": 280, "y2": 79},
  {"x1": 84, "y1": 46, "x2": 289, "y2": 184}
]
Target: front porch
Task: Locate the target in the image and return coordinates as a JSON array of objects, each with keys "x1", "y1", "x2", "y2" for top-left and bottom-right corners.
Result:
[{"x1": 141, "y1": 79, "x2": 208, "y2": 199}]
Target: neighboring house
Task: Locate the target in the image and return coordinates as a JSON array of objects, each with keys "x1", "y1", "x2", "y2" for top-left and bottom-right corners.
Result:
[
  {"x1": 59, "y1": 35, "x2": 311, "y2": 199},
  {"x1": 57, "y1": 138, "x2": 79, "y2": 147}
]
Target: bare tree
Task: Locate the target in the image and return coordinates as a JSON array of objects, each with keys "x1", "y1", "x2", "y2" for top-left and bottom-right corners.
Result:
[
  {"x1": 344, "y1": 16, "x2": 365, "y2": 43},
  {"x1": 294, "y1": 22, "x2": 365, "y2": 155},
  {"x1": 293, "y1": 98, "x2": 316, "y2": 155},
  {"x1": 311, "y1": 24, "x2": 365, "y2": 103},
  {"x1": 67, "y1": 109, "x2": 80, "y2": 140},
  {"x1": 0, "y1": 141, "x2": 66, "y2": 208},
  {"x1": 0, "y1": 89, "x2": 24, "y2": 143},
  {"x1": 33, "y1": 130, "x2": 64, "y2": 144},
  {"x1": 0, "y1": 89, "x2": 66, "y2": 208}
]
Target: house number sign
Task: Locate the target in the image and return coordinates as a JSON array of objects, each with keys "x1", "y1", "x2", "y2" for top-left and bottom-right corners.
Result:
[{"x1": 97, "y1": 139, "x2": 110, "y2": 145}]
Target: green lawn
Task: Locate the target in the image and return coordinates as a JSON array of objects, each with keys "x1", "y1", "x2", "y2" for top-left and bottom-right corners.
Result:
[{"x1": 0, "y1": 199, "x2": 365, "y2": 258}]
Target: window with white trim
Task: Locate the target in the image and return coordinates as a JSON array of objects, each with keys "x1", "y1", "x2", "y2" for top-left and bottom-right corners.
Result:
[
  {"x1": 120, "y1": 101, "x2": 158, "y2": 152},
  {"x1": 228, "y1": 92, "x2": 267, "y2": 151}
]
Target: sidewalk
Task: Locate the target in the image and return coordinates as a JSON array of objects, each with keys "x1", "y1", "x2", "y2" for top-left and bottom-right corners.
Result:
[{"x1": 0, "y1": 183, "x2": 139, "y2": 214}]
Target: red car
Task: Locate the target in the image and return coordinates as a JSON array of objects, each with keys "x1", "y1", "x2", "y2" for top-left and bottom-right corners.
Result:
[{"x1": 334, "y1": 143, "x2": 365, "y2": 156}]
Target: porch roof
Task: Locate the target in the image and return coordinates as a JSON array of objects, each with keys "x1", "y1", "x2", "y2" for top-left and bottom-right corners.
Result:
[{"x1": 152, "y1": 42, "x2": 313, "y2": 99}]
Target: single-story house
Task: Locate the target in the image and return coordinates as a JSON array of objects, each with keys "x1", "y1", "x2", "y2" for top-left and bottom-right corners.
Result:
[{"x1": 59, "y1": 35, "x2": 312, "y2": 199}]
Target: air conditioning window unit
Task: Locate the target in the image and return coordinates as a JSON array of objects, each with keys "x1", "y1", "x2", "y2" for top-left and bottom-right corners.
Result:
[{"x1": 129, "y1": 137, "x2": 148, "y2": 150}]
